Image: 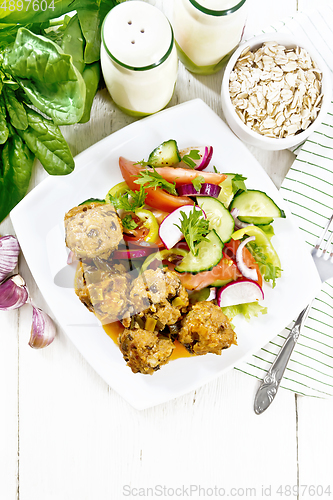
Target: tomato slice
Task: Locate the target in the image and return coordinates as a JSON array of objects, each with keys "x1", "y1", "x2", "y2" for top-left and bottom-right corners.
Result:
[
  {"x1": 224, "y1": 239, "x2": 263, "y2": 288},
  {"x1": 167, "y1": 256, "x2": 241, "y2": 291},
  {"x1": 119, "y1": 157, "x2": 194, "y2": 212},
  {"x1": 154, "y1": 167, "x2": 226, "y2": 186}
]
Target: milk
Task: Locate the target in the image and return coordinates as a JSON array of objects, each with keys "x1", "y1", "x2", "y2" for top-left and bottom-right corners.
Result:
[{"x1": 173, "y1": 0, "x2": 247, "y2": 74}]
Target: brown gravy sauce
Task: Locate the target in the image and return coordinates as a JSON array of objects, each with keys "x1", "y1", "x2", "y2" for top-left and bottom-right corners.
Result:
[{"x1": 103, "y1": 322, "x2": 192, "y2": 360}]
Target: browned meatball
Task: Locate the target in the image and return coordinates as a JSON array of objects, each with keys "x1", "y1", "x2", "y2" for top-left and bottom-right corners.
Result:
[
  {"x1": 122, "y1": 268, "x2": 189, "y2": 330},
  {"x1": 178, "y1": 301, "x2": 237, "y2": 355},
  {"x1": 118, "y1": 328, "x2": 175, "y2": 374},
  {"x1": 74, "y1": 261, "x2": 131, "y2": 324},
  {"x1": 65, "y1": 202, "x2": 122, "y2": 259}
]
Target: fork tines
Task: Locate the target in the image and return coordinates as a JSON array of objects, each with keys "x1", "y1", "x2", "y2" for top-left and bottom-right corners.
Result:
[{"x1": 314, "y1": 212, "x2": 333, "y2": 261}]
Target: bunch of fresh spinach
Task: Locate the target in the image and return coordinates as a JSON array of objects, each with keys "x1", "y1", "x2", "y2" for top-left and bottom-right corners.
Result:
[{"x1": 0, "y1": 0, "x2": 122, "y2": 223}]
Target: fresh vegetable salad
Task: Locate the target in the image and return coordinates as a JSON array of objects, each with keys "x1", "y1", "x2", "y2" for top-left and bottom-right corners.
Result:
[
  {"x1": 108, "y1": 139, "x2": 283, "y2": 321},
  {"x1": 65, "y1": 139, "x2": 285, "y2": 374}
]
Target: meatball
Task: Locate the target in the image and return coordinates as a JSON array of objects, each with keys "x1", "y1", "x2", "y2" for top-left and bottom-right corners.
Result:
[
  {"x1": 178, "y1": 301, "x2": 237, "y2": 355},
  {"x1": 64, "y1": 202, "x2": 122, "y2": 259},
  {"x1": 74, "y1": 261, "x2": 131, "y2": 324},
  {"x1": 118, "y1": 328, "x2": 175, "y2": 374},
  {"x1": 122, "y1": 268, "x2": 189, "y2": 330}
]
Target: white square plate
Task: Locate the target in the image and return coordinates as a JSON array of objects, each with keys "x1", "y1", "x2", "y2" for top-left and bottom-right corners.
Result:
[{"x1": 11, "y1": 99, "x2": 321, "y2": 410}]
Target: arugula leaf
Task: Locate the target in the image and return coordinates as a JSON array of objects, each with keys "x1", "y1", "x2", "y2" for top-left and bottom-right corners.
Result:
[
  {"x1": 175, "y1": 208, "x2": 210, "y2": 256},
  {"x1": 122, "y1": 214, "x2": 138, "y2": 231},
  {"x1": 134, "y1": 159, "x2": 150, "y2": 167},
  {"x1": 107, "y1": 186, "x2": 147, "y2": 211},
  {"x1": 182, "y1": 149, "x2": 201, "y2": 169},
  {"x1": 247, "y1": 241, "x2": 281, "y2": 288},
  {"x1": 134, "y1": 167, "x2": 177, "y2": 196},
  {"x1": 191, "y1": 175, "x2": 205, "y2": 192},
  {"x1": 231, "y1": 173, "x2": 247, "y2": 193}
]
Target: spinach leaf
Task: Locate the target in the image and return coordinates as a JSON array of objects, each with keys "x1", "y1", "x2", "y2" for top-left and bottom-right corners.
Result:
[
  {"x1": 0, "y1": 0, "x2": 120, "y2": 25},
  {"x1": 16, "y1": 107, "x2": 75, "y2": 176},
  {"x1": 61, "y1": 14, "x2": 86, "y2": 74},
  {"x1": 3, "y1": 28, "x2": 86, "y2": 125},
  {"x1": 0, "y1": 96, "x2": 9, "y2": 145},
  {"x1": 79, "y1": 62, "x2": 100, "y2": 123},
  {"x1": 3, "y1": 86, "x2": 28, "y2": 131},
  {"x1": 78, "y1": 0, "x2": 120, "y2": 63},
  {"x1": 0, "y1": 129, "x2": 34, "y2": 223}
]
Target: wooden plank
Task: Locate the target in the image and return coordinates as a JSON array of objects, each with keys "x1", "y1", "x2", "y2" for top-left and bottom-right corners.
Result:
[
  {"x1": 245, "y1": 0, "x2": 297, "y2": 36},
  {"x1": 15, "y1": 1, "x2": 300, "y2": 499},
  {"x1": 0, "y1": 219, "x2": 19, "y2": 500},
  {"x1": 297, "y1": 396, "x2": 333, "y2": 492}
]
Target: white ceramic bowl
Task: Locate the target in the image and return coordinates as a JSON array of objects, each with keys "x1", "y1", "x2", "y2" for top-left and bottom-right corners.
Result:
[{"x1": 221, "y1": 33, "x2": 332, "y2": 150}]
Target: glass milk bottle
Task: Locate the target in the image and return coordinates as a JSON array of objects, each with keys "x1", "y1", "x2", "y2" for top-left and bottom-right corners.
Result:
[
  {"x1": 173, "y1": 0, "x2": 247, "y2": 75},
  {"x1": 101, "y1": 1, "x2": 178, "y2": 117}
]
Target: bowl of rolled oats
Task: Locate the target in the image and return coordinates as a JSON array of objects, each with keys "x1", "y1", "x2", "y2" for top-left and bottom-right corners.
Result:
[{"x1": 221, "y1": 33, "x2": 331, "y2": 150}]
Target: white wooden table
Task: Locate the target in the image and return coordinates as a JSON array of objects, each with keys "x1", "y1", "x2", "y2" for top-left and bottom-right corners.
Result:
[{"x1": 1, "y1": 1, "x2": 333, "y2": 498}]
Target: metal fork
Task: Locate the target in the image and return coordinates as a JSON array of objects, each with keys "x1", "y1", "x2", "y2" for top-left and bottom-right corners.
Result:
[{"x1": 254, "y1": 212, "x2": 333, "y2": 414}]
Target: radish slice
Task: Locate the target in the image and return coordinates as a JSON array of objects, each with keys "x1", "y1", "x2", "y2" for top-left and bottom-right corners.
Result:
[
  {"x1": 217, "y1": 279, "x2": 264, "y2": 308},
  {"x1": 177, "y1": 182, "x2": 221, "y2": 198},
  {"x1": 230, "y1": 208, "x2": 251, "y2": 229},
  {"x1": 178, "y1": 146, "x2": 213, "y2": 170},
  {"x1": 236, "y1": 236, "x2": 258, "y2": 281},
  {"x1": 113, "y1": 248, "x2": 153, "y2": 259},
  {"x1": 207, "y1": 287, "x2": 217, "y2": 301},
  {"x1": 159, "y1": 205, "x2": 205, "y2": 250}
]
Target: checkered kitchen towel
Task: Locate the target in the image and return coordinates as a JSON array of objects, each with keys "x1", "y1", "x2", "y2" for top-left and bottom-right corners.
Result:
[{"x1": 236, "y1": 3, "x2": 333, "y2": 397}]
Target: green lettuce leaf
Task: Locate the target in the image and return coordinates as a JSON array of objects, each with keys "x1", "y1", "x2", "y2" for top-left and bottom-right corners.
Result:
[{"x1": 221, "y1": 302, "x2": 267, "y2": 322}]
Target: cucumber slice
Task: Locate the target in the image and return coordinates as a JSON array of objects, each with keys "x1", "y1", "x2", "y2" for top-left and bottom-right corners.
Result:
[
  {"x1": 230, "y1": 190, "x2": 285, "y2": 219},
  {"x1": 196, "y1": 196, "x2": 234, "y2": 243},
  {"x1": 175, "y1": 230, "x2": 223, "y2": 274},
  {"x1": 238, "y1": 216, "x2": 274, "y2": 225},
  {"x1": 148, "y1": 139, "x2": 181, "y2": 167}
]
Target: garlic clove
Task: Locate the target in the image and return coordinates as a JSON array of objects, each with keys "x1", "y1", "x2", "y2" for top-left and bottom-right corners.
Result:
[
  {"x1": 67, "y1": 250, "x2": 77, "y2": 265},
  {"x1": 0, "y1": 274, "x2": 29, "y2": 311},
  {"x1": 29, "y1": 306, "x2": 56, "y2": 349},
  {"x1": 0, "y1": 235, "x2": 21, "y2": 283}
]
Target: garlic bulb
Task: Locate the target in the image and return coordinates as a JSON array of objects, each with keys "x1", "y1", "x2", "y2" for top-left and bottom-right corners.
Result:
[
  {"x1": 0, "y1": 235, "x2": 20, "y2": 282},
  {"x1": 0, "y1": 274, "x2": 29, "y2": 311}
]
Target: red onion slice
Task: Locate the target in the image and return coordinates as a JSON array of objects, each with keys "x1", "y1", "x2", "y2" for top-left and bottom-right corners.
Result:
[
  {"x1": 113, "y1": 248, "x2": 153, "y2": 259},
  {"x1": 177, "y1": 182, "x2": 221, "y2": 198},
  {"x1": 230, "y1": 208, "x2": 252, "y2": 229},
  {"x1": 236, "y1": 236, "x2": 258, "y2": 281},
  {"x1": 179, "y1": 146, "x2": 213, "y2": 170}
]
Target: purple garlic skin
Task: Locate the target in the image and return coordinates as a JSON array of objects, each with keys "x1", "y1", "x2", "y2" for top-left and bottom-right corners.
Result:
[
  {"x1": 29, "y1": 307, "x2": 56, "y2": 349},
  {"x1": 0, "y1": 274, "x2": 28, "y2": 311},
  {"x1": 0, "y1": 235, "x2": 21, "y2": 282}
]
